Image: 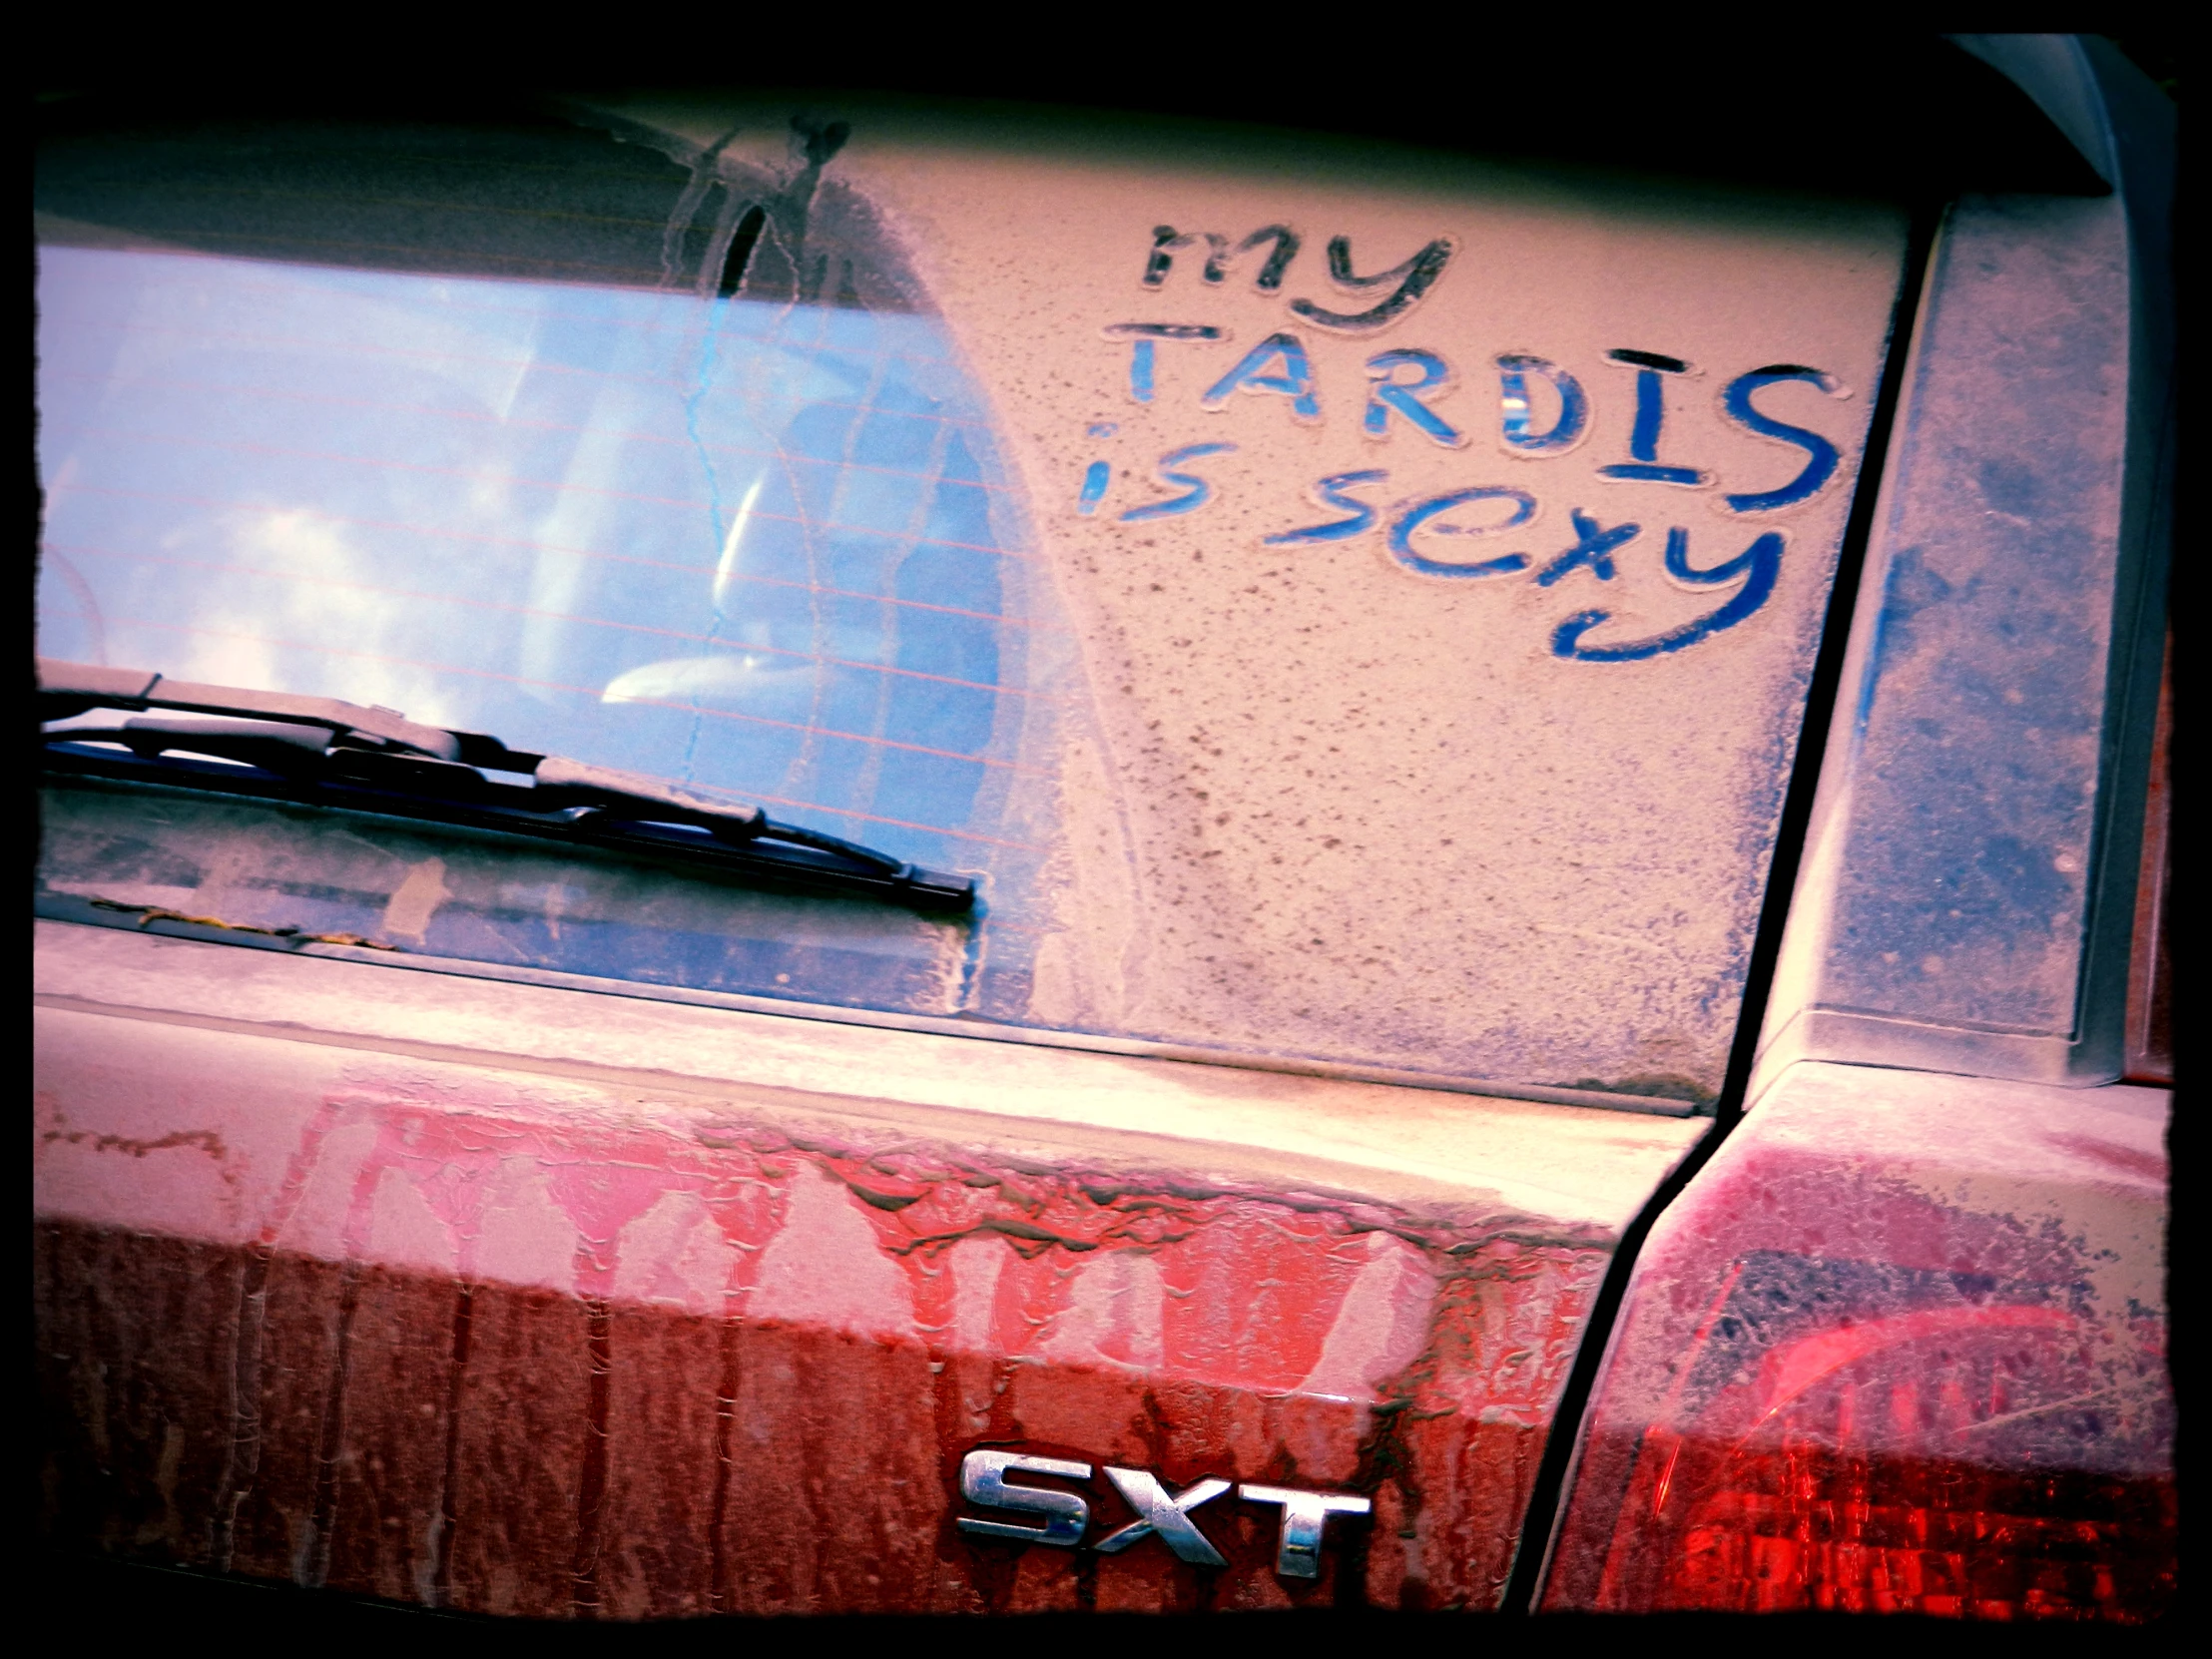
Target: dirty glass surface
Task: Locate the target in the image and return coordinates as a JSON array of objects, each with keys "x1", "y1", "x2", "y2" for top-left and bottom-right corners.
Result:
[{"x1": 35, "y1": 101, "x2": 1908, "y2": 1105}]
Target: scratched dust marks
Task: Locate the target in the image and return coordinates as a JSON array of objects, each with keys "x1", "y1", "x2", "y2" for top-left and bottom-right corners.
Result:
[{"x1": 794, "y1": 109, "x2": 1907, "y2": 1097}]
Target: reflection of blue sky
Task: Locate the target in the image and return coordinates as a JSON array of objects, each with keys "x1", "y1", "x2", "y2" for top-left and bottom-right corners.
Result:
[{"x1": 34, "y1": 247, "x2": 1052, "y2": 876}]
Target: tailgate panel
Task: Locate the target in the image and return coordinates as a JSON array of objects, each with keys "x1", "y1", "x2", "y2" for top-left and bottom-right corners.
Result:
[{"x1": 35, "y1": 928, "x2": 1699, "y2": 1613}]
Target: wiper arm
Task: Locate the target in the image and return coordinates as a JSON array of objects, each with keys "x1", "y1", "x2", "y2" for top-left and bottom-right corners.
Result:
[{"x1": 37, "y1": 659, "x2": 976, "y2": 914}]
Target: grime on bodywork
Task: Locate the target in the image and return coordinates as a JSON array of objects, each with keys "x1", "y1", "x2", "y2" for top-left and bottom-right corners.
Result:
[
  {"x1": 35, "y1": 984, "x2": 1651, "y2": 1613},
  {"x1": 1543, "y1": 1063, "x2": 2173, "y2": 1618}
]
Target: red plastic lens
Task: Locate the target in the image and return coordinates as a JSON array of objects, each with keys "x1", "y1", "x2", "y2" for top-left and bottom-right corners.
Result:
[
  {"x1": 1600, "y1": 1439, "x2": 2174, "y2": 1617},
  {"x1": 1553, "y1": 1258, "x2": 2175, "y2": 1619}
]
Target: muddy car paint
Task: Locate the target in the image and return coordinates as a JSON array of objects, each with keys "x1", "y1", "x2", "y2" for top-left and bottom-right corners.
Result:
[{"x1": 35, "y1": 921, "x2": 1700, "y2": 1612}]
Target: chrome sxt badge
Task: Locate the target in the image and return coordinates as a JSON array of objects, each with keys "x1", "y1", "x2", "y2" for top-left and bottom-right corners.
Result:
[{"x1": 956, "y1": 1449, "x2": 1371, "y2": 1579}]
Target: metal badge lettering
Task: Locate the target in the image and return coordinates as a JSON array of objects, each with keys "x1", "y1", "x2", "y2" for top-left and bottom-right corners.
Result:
[
  {"x1": 1095, "y1": 1468, "x2": 1231, "y2": 1566},
  {"x1": 1236, "y1": 1484, "x2": 1375, "y2": 1579},
  {"x1": 955, "y1": 1450, "x2": 1093, "y2": 1546},
  {"x1": 956, "y1": 1449, "x2": 1370, "y2": 1578}
]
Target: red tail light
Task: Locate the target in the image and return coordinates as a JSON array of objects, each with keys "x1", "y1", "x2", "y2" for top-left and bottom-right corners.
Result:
[
  {"x1": 1541, "y1": 1066, "x2": 2175, "y2": 1623},
  {"x1": 1583, "y1": 1294, "x2": 2174, "y2": 1617},
  {"x1": 1638, "y1": 1448, "x2": 2171, "y2": 1617}
]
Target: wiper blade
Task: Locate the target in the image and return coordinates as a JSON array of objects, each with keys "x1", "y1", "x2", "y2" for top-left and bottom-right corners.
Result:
[{"x1": 37, "y1": 659, "x2": 977, "y2": 914}]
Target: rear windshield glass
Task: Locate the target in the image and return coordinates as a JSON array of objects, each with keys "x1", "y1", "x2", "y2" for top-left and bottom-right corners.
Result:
[{"x1": 36, "y1": 97, "x2": 1907, "y2": 1106}]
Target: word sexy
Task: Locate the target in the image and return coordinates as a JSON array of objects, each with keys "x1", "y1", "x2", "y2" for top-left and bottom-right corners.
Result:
[
  {"x1": 1076, "y1": 225, "x2": 1854, "y2": 662},
  {"x1": 1099, "y1": 460, "x2": 1787, "y2": 662},
  {"x1": 956, "y1": 1449, "x2": 1371, "y2": 1580}
]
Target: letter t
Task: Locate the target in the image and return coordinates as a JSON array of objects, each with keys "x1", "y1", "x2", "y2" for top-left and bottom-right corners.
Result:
[{"x1": 1238, "y1": 1484, "x2": 1373, "y2": 1578}]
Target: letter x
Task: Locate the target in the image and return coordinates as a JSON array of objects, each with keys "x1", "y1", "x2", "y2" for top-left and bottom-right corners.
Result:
[
  {"x1": 1094, "y1": 1467, "x2": 1231, "y2": 1565},
  {"x1": 1534, "y1": 509, "x2": 1641, "y2": 587}
]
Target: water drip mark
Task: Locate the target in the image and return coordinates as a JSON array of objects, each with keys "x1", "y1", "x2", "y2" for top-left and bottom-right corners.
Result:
[
  {"x1": 429, "y1": 1282, "x2": 475, "y2": 1609},
  {"x1": 301, "y1": 1262, "x2": 364, "y2": 1589},
  {"x1": 955, "y1": 896, "x2": 989, "y2": 1013},
  {"x1": 212, "y1": 1092, "x2": 348, "y2": 1570},
  {"x1": 708, "y1": 1314, "x2": 744, "y2": 1614},
  {"x1": 661, "y1": 124, "x2": 745, "y2": 288},
  {"x1": 569, "y1": 1299, "x2": 614, "y2": 1616},
  {"x1": 210, "y1": 1250, "x2": 269, "y2": 1572},
  {"x1": 717, "y1": 206, "x2": 767, "y2": 300}
]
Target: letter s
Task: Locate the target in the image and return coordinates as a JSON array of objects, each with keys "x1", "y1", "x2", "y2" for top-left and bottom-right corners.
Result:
[
  {"x1": 1121, "y1": 442, "x2": 1238, "y2": 521},
  {"x1": 1719, "y1": 366, "x2": 1846, "y2": 512},
  {"x1": 956, "y1": 1450, "x2": 1092, "y2": 1547}
]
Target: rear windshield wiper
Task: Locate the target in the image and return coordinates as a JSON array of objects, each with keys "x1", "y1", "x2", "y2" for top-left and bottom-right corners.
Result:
[{"x1": 37, "y1": 660, "x2": 976, "y2": 914}]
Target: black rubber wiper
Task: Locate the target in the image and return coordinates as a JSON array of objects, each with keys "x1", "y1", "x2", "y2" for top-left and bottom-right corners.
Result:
[{"x1": 37, "y1": 660, "x2": 976, "y2": 914}]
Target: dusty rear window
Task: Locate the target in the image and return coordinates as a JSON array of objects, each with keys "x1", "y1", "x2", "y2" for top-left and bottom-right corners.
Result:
[{"x1": 35, "y1": 98, "x2": 1907, "y2": 1106}]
